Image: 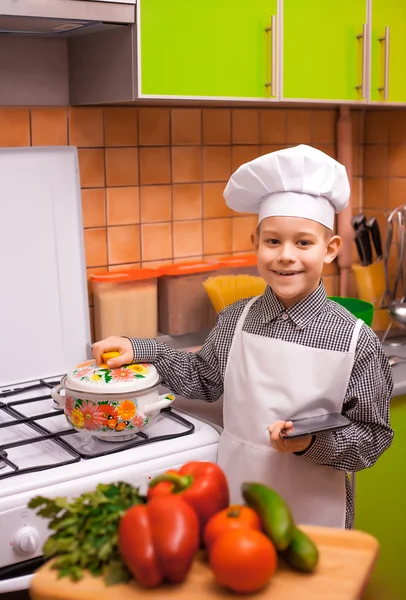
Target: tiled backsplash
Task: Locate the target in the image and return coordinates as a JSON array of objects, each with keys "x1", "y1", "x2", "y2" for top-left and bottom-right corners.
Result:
[
  {"x1": 0, "y1": 105, "x2": 367, "y2": 337},
  {"x1": 363, "y1": 110, "x2": 406, "y2": 279}
]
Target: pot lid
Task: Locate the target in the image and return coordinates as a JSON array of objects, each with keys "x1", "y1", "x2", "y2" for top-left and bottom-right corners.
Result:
[{"x1": 65, "y1": 352, "x2": 160, "y2": 395}]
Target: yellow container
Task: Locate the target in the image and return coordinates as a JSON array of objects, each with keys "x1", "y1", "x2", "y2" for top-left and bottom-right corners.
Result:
[{"x1": 352, "y1": 263, "x2": 391, "y2": 331}]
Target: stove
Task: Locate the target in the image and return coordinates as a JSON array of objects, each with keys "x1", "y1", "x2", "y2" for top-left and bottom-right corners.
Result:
[
  {"x1": 0, "y1": 147, "x2": 220, "y2": 596},
  {"x1": 0, "y1": 379, "x2": 220, "y2": 594}
]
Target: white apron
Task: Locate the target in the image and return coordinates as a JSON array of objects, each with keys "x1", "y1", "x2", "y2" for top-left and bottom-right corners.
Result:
[{"x1": 217, "y1": 297, "x2": 363, "y2": 528}]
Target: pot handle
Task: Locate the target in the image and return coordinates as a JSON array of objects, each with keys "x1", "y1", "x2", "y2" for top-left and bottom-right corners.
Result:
[
  {"x1": 143, "y1": 393, "x2": 175, "y2": 416},
  {"x1": 50, "y1": 384, "x2": 65, "y2": 409}
]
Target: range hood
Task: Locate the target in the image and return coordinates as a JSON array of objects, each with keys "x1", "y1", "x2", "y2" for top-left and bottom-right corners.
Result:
[{"x1": 0, "y1": 0, "x2": 135, "y2": 37}]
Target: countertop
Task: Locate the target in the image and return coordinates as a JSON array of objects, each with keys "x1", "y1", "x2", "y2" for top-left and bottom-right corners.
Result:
[{"x1": 381, "y1": 339, "x2": 406, "y2": 397}]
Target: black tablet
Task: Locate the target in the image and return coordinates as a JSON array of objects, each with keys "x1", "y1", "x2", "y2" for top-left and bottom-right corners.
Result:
[{"x1": 280, "y1": 412, "x2": 352, "y2": 439}]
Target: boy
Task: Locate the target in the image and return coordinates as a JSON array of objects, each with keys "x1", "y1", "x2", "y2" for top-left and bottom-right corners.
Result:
[{"x1": 93, "y1": 145, "x2": 393, "y2": 529}]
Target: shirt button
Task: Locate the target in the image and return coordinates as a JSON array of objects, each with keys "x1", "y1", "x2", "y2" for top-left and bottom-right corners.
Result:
[{"x1": 281, "y1": 313, "x2": 289, "y2": 321}]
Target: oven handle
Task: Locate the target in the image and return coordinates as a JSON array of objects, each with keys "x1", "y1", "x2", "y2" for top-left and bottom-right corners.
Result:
[{"x1": 0, "y1": 573, "x2": 33, "y2": 592}]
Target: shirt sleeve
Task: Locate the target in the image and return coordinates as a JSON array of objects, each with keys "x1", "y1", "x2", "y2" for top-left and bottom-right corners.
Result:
[
  {"x1": 127, "y1": 323, "x2": 224, "y2": 403},
  {"x1": 297, "y1": 327, "x2": 394, "y2": 472}
]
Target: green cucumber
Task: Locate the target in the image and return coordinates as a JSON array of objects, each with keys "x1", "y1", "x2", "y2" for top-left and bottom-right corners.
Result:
[
  {"x1": 281, "y1": 527, "x2": 319, "y2": 572},
  {"x1": 241, "y1": 482, "x2": 295, "y2": 551}
]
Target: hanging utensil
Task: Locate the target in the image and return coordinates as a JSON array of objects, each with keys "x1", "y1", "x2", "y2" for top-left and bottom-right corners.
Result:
[
  {"x1": 365, "y1": 217, "x2": 383, "y2": 261},
  {"x1": 392, "y1": 209, "x2": 405, "y2": 301},
  {"x1": 382, "y1": 211, "x2": 394, "y2": 307},
  {"x1": 381, "y1": 205, "x2": 406, "y2": 344}
]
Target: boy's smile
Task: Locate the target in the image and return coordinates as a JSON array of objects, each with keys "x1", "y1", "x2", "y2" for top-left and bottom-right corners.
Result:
[{"x1": 254, "y1": 216, "x2": 341, "y2": 308}]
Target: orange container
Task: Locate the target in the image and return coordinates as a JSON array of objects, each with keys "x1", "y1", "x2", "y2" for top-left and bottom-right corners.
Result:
[
  {"x1": 91, "y1": 268, "x2": 159, "y2": 340},
  {"x1": 158, "y1": 261, "x2": 219, "y2": 335},
  {"x1": 217, "y1": 254, "x2": 259, "y2": 276}
]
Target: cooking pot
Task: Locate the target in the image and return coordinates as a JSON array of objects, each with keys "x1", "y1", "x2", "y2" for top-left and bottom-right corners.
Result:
[{"x1": 51, "y1": 352, "x2": 175, "y2": 440}]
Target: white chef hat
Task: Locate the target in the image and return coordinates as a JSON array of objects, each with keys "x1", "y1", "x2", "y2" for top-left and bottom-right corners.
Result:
[{"x1": 223, "y1": 144, "x2": 350, "y2": 230}]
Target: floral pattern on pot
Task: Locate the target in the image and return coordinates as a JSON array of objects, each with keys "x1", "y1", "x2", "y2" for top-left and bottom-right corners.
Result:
[
  {"x1": 65, "y1": 396, "x2": 150, "y2": 432},
  {"x1": 72, "y1": 362, "x2": 150, "y2": 386}
]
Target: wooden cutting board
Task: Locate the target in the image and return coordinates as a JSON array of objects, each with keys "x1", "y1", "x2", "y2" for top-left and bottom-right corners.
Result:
[{"x1": 30, "y1": 526, "x2": 379, "y2": 600}]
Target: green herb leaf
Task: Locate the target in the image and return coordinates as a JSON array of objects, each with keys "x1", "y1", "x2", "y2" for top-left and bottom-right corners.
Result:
[
  {"x1": 104, "y1": 561, "x2": 131, "y2": 586},
  {"x1": 30, "y1": 482, "x2": 144, "y2": 585}
]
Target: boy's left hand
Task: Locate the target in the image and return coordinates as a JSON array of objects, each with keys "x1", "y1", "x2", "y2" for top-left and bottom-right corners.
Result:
[{"x1": 268, "y1": 420, "x2": 313, "y2": 454}]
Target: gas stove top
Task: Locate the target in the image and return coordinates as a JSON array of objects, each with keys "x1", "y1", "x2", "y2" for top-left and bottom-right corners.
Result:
[
  {"x1": 0, "y1": 378, "x2": 198, "y2": 483},
  {"x1": 0, "y1": 379, "x2": 220, "y2": 593}
]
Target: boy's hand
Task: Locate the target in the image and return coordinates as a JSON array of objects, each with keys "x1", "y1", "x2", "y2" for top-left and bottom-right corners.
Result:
[
  {"x1": 268, "y1": 420, "x2": 313, "y2": 454},
  {"x1": 92, "y1": 336, "x2": 133, "y2": 368}
]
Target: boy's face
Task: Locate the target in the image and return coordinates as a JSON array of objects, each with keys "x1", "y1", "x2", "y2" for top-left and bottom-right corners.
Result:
[{"x1": 253, "y1": 216, "x2": 341, "y2": 308}]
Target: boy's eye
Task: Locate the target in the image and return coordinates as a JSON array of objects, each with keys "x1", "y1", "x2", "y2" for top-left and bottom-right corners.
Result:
[
  {"x1": 265, "y1": 238, "x2": 280, "y2": 245},
  {"x1": 297, "y1": 240, "x2": 312, "y2": 247}
]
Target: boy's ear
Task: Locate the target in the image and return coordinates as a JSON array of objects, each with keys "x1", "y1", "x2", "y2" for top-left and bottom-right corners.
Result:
[
  {"x1": 252, "y1": 231, "x2": 259, "y2": 253},
  {"x1": 324, "y1": 234, "x2": 342, "y2": 264}
]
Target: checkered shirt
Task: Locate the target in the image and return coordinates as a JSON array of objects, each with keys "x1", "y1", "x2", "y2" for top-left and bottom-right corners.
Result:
[{"x1": 128, "y1": 282, "x2": 394, "y2": 528}]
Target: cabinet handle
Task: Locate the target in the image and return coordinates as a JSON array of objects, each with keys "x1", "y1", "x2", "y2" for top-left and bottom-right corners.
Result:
[
  {"x1": 378, "y1": 26, "x2": 390, "y2": 101},
  {"x1": 355, "y1": 23, "x2": 367, "y2": 99},
  {"x1": 265, "y1": 14, "x2": 277, "y2": 97}
]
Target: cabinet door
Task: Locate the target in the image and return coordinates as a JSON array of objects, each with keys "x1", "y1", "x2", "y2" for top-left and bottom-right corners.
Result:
[
  {"x1": 281, "y1": 0, "x2": 367, "y2": 102},
  {"x1": 370, "y1": 0, "x2": 406, "y2": 103},
  {"x1": 354, "y1": 394, "x2": 406, "y2": 600},
  {"x1": 138, "y1": 0, "x2": 278, "y2": 99}
]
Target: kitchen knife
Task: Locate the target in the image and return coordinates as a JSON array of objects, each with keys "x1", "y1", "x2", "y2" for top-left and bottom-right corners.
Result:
[
  {"x1": 366, "y1": 217, "x2": 383, "y2": 260},
  {"x1": 351, "y1": 213, "x2": 367, "y2": 231},
  {"x1": 354, "y1": 226, "x2": 372, "y2": 266},
  {"x1": 352, "y1": 213, "x2": 368, "y2": 264},
  {"x1": 354, "y1": 229, "x2": 367, "y2": 264},
  {"x1": 357, "y1": 225, "x2": 373, "y2": 266}
]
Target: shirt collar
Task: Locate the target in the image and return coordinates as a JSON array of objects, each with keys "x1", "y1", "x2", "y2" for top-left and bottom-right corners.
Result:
[{"x1": 260, "y1": 281, "x2": 327, "y2": 328}]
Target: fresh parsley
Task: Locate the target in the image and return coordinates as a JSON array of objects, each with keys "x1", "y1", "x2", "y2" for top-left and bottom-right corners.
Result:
[{"x1": 28, "y1": 482, "x2": 145, "y2": 585}]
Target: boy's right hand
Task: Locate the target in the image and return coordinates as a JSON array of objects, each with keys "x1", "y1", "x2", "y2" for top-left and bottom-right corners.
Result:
[{"x1": 92, "y1": 336, "x2": 134, "y2": 368}]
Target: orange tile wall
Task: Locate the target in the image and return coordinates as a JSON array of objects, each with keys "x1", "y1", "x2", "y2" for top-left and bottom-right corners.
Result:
[
  {"x1": 0, "y1": 105, "x2": 362, "y2": 337},
  {"x1": 363, "y1": 110, "x2": 406, "y2": 281}
]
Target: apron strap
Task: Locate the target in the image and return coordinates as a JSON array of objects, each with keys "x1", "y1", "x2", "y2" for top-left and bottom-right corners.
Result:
[
  {"x1": 234, "y1": 296, "x2": 260, "y2": 336},
  {"x1": 349, "y1": 319, "x2": 363, "y2": 353}
]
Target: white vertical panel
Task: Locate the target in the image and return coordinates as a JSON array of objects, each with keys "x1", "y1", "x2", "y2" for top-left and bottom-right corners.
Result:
[{"x1": 0, "y1": 147, "x2": 90, "y2": 386}]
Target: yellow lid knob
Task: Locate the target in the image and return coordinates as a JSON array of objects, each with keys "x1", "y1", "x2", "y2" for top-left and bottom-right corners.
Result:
[{"x1": 100, "y1": 351, "x2": 120, "y2": 369}]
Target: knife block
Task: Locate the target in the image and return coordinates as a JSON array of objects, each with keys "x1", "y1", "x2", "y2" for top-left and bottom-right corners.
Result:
[{"x1": 352, "y1": 262, "x2": 391, "y2": 331}]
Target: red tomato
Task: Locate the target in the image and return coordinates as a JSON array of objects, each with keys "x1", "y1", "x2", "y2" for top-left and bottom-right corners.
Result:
[
  {"x1": 203, "y1": 504, "x2": 261, "y2": 551},
  {"x1": 209, "y1": 529, "x2": 277, "y2": 594}
]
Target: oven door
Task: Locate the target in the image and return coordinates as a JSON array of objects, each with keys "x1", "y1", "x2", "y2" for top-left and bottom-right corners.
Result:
[{"x1": 0, "y1": 556, "x2": 44, "y2": 598}]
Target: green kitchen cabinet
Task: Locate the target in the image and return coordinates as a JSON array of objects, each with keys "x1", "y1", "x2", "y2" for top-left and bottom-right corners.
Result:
[
  {"x1": 370, "y1": 0, "x2": 406, "y2": 103},
  {"x1": 281, "y1": 0, "x2": 367, "y2": 102},
  {"x1": 354, "y1": 394, "x2": 406, "y2": 600},
  {"x1": 138, "y1": 0, "x2": 278, "y2": 99}
]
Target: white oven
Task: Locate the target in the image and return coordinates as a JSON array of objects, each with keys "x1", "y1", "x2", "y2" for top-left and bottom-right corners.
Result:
[{"x1": 0, "y1": 147, "x2": 220, "y2": 596}]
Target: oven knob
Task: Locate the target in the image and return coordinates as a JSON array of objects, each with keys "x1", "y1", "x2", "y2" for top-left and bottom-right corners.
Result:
[{"x1": 13, "y1": 527, "x2": 40, "y2": 554}]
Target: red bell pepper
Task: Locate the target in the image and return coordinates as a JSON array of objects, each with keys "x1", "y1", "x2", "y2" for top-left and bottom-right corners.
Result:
[
  {"x1": 118, "y1": 495, "x2": 199, "y2": 588},
  {"x1": 148, "y1": 461, "x2": 230, "y2": 531}
]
